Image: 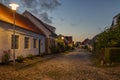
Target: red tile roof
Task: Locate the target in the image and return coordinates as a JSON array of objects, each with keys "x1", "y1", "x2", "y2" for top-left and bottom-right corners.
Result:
[{"x1": 0, "y1": 3, "x2": 45, "y2": 36}]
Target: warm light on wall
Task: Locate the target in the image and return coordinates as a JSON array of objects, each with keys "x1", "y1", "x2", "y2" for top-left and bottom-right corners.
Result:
[{"x1": 55, "y1": 38, "x2": 58, "y2": 41}]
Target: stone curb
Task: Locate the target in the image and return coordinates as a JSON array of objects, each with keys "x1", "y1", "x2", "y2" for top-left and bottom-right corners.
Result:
[{"x1": 15, "y1": 55, "x2": 56, "y2": 70}]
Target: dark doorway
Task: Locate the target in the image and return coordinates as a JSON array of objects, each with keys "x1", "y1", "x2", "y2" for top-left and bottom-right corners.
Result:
[{"x1": 38, "y1": 39, "x2": 41, "y2": 54}]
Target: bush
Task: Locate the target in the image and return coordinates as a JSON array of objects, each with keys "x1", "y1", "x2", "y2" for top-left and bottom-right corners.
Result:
[
  {"x1": 98, "y1": 48, "x2": 120, "y2": 66},
  {"x1": 109, "y1": 48, "x2": 120, "y2": 62},
  {"x1": 17, "y1": 55, "x2": 24, "y2": 63},
  {"x1": 57, "y1": 42, "x2": 65, "y2": 52},
  {"x1": 27, "y1": 54, "x2": 33, "y2": 59},
  {"x1": 39, "y1": 53, "x2": 44, "y2": 57},
  {"x1": 50, "y1": 46, "x2": 60, "y2": 54},
  {"x1": 65, "y1": 46, "x2": 74, "y2": 51},
  {"x1": 104, "y1": 48, "x2": 111, "y2": 64},
  {"x1": 1, "y1": 50, "x2": 11, "y2": 64}
]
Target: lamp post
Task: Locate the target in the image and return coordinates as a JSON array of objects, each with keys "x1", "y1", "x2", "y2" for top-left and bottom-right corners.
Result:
[{"x1": 9, "y1": 3, "x2": 19, "y2": 65}]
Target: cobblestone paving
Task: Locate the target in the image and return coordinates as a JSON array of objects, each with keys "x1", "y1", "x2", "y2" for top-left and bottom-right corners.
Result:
[{"x1": 0, "y1": 48, "x2": 120, "y2": 80}]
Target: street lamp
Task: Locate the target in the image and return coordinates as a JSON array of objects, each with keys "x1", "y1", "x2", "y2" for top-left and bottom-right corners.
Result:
[
  {"x1": 9, "y1": 3, "x2": 19, "y2": 65},
  {"x1": 9, "y1": 3, "x2": 19, "y2": 11},
  {"x1": 61, "y1": 36, "x2": 64, "y2": 40}
]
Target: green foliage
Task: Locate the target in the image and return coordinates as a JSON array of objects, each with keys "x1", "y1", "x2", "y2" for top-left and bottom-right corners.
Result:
[
  {"x1": 109, "y1": 48, "x2": 120, "y2": 62},
  {"x1": 95, "y1": 48, "x2": 120, "y2": 65},
  {"x1": 39, "y1": 53, "x2": 44, "y2": 57},
  {"x1": 97, "y1": 31, "x2": 109, "y2": 48},
  {"x1": 27, "y1": 54, "x2": 33, "y2": 59},
  {"x1": 104, "y1": 48, "x2": 111, "y2": 63},
  {"x1": 92, "y1": 16, "x2": 120, "y2": 66},
  {"x1": 50, "y1": 41, "x2": 66, "y2": 54},
  {"x1": 57, "y1": 41, "x2": 65, "y2": 52},
  {"x1": 17, "y1": 55, "x2": 24, "y2": 63},
  {"x1": 50, "y1": 46, "x2": 60, "y2": 54},
  {"x1": 53, "y1": 37, "x2": 74, "y2": 54},
  {"x1": 65, "y1": 46, "x2": 74, "y2": 51},
  {"x1": 1, "y1": 50, "x2": 11, "y2": 64},
  {"x1": 96, "y1": 20, "x2": 120, "y2": 49},
  {"x1": 102, "y1": 48, "x2": 120, "y2": 64}
]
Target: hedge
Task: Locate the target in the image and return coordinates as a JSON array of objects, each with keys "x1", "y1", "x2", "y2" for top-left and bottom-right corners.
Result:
[
  {"x1": 104, "y1": 48, "x2": 120, "y2": 63},
  {"x1": 110, "y1": 48, "x2": 120, "y2": 62}
]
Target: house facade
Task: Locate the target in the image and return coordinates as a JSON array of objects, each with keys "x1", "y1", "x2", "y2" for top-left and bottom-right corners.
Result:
[
  {"x1": 64, "y1": 36, "x2": 74, "y2": 47},
  {"x1": 0, "y1": 3, "x2": 46, "y2": 62},
  {"x1": 23, "y1": 11, "x2": 58, "y2": 53},
  {"x1": 112, "y1": 13, "x2": 120, "y2": 26}
]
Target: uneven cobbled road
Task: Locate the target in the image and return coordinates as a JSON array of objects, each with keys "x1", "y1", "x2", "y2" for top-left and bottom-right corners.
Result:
[{"x1": 0, "y1": 48, "x2": 120, "y2": 80}]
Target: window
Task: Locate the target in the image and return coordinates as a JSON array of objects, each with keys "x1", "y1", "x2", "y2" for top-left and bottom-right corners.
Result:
[
  {"x1": 11, "y1": 35, "x2": 19, "y2": 49},
  {"x1": 33, "y1": 39, "x2": 37, "y2": 48},
  {"x1": 24, "y1": 37, "x2": 29, "y2": 49}
]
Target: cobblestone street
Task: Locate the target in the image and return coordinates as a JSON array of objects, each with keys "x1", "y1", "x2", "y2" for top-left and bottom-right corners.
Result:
[
  {"x1": 0, "y1": 48, "x2": 120, "y2": 80},
  {"x1": 1, "y1": 1, "x2": 120, "y2": 80}
]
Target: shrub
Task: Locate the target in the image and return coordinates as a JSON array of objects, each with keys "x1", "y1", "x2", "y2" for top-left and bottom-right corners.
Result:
[
  {"x1": 57, "y1": 42, "x2": 65, "y2": 52},
  {"x1": 40, "y1": 53, "x2": 44, "y2": 57},
  {"x1": 17, "y1": 55, "x2": 24, "y2": 63},
  {"x1": 109, "y1": 48, "x2": 120, "y2": 62},
  {"x1": 98, "y1": 48, "x2": 120, "y2": 66},
  {"x1": 65, "y1": 46, "x2": 74, "y2": 51},
  {"x1": 50, "y1": 46, "x2": 60, "y2": 54},
  {"x1": 104, "y1": 48, "x2": 111, "y2": 64},
  {"x1": 1, "y1": 50, "x2": 11, "y2": 64},
  {"x1": 27, "y1": 54, "x2": 33, "y2": 59}
]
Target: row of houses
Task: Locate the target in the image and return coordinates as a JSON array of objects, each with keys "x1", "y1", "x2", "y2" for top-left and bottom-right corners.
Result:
[
  {"x1": 0, "y1": 3, "x2": 74, "y2": 62},
  {"x1": 0, "y1": 3, "x2": 58, "y2": 62}
]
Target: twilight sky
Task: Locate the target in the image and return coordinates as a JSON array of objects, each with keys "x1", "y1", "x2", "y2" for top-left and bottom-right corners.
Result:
[{"x1": 1, "y1": 0, "x2": 120, "y2": 42}]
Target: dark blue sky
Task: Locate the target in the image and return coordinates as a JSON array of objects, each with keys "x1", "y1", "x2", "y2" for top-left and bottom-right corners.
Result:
[
  {"x1": 1, "y1": 0, "x2": 120, "y2": 41},
  {"x1": 50, "y1": 0, "x2": 120, "y2": 41}
]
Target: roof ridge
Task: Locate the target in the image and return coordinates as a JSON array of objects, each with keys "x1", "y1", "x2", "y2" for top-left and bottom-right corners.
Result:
[{"x1": 23, "y1": 11, "x2": 57, "y2": 37}]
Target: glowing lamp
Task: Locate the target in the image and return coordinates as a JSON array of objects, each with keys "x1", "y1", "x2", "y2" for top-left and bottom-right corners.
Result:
[
  {"x1": 61, "y1": 36, "x2": 64, "y2": 40},
  {"x1": 9, "y1": 3, "x2": 19, "y2": 11}
]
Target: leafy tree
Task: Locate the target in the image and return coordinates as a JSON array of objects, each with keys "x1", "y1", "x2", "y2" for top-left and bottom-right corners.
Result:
[{"x1": 96, "y1": 18, "x2": 120, "y2": 49}]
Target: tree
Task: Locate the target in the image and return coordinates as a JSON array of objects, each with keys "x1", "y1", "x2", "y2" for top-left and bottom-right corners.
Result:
[{"x1": 96, "y1": 19, "x2": 120, "y2": 49}]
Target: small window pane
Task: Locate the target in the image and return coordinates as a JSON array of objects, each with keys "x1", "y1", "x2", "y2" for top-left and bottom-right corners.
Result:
[
  {"x1": 11, "y1": 35, "x2": 19, "y2": 49},
  {"x1": 24, "y1": 37, "x2": 29, "y2": 49}
]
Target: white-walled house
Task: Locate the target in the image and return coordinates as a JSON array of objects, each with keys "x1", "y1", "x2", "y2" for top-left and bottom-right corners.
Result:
[
  {"x1": 0, "y1": 3, "x2": 46, "y2": 62},
  {"x1": 23, "y1": 11, "x2": 58, "y2": 53}
]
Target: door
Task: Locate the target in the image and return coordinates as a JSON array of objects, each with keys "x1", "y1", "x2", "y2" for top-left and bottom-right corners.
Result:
[{"x1": 38, "y1": 39, "x2": 41, "y2": 54}]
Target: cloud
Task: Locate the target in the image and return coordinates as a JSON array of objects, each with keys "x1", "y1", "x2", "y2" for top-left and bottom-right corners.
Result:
[
  {"x1": 1, "y1": 0, "x2": 10, "y2": 4},
  {"x1": 20, "y1": 0, "x2": 61, "y2": 23},
  {"x1": 39, "y1": 12, "x2": 52, "y2": 23},
  {"x1": 21, "y1": 0, "x2": 61, "y2": 11},
  {"x1": 40, "y1": 0, "x2": 61, "y2": 10},
  {"x1": 0, "y1": 0, "x2": 61, "y2": 23},
  {"x1": 21, "y1": 0, "x2": 38, "y2": 8}
]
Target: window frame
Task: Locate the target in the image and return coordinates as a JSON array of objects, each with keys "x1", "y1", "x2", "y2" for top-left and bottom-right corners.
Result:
[
  {"x1": 24, "y1": 37, "x2": 29, "y2": 49},
  {"x1": 11, "y1": 35, "x2": 19, "y2": 49}
]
